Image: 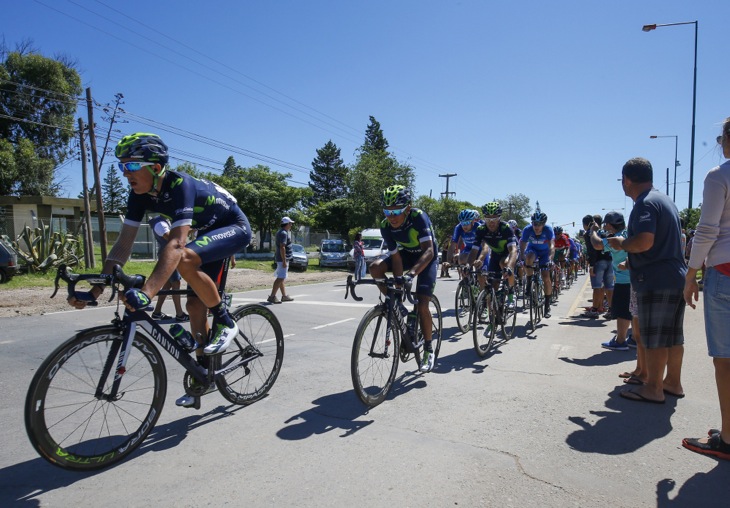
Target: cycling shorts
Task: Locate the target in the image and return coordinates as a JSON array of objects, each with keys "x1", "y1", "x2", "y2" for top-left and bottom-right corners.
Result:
[
  {"x1": 381, "y1": 251, "x2": 438, "y2": 297},
  {"x1": 486, "y1": 251, "x2": 509, "y2": 274},
  {"x1": 526, "y1": 247, "x2": 551, "y2": 268}
]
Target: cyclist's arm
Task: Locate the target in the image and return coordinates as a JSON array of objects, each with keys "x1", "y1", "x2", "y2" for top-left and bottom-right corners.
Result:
[
  {"x1": 407, "y1": 239, "x2": 435, "y2": 277},
  {"x1": 549, "y1": 238, "x2": 555, "y2": 262},
  {"x1": 506, "y1": 242, "x2": 518, "y2": 268},
  {"x1": 141, "y1": 224, "x2": 191, "y2": 299}
]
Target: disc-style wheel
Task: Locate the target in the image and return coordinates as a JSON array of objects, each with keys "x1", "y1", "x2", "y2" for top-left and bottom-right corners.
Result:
[
  {"x1": 351, "y1": 306, "x2": 400, "y2": 407},
  {"x1": 25, "y1": 326, "x2": 166, "y2": 471}
]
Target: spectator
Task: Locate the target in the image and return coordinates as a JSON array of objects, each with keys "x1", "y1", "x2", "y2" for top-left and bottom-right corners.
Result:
[
  {"x1": 353, "y1": 232, "x2": 366, "y2": 281},
  {"x1": 608, "y1": 157, "x2": 687, "y2": 404},
  {"x1": 149, "y1": 216, "x2": 188, "y2": 322},
  {"x1": 590, "y1": 211, "x2": 630, "y2": 350},
  {"x1": 581, "y1": 214, "x2": 613, "y2": 317},
  {"x1": 268, "y1": 217, "x2": 295, "y2": 304},
  {"x1": 682, "y1": 118, "x2": 730, "y2": 460},
  {"x1": 439, "y1": 237, "x2": 452, "y2": 278}
]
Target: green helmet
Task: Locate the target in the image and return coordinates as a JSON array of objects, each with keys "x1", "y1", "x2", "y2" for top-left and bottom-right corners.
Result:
[
  {"x1": 482, "y1": 202, "x2": 502, "y2": 216},
  {"x1": 381, "y1": 185, "x2": 411, "y2": 207},
  {"x1": 115, "y1": 132, "x2": 169, "y2": 165}
]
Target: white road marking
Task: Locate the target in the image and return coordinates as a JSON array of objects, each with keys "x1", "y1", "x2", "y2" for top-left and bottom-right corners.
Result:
[
  {"x1": 230, "y1": 298, "x2": 371, "y2": 308},
  {"x1": 313, "y1": 318, "x2": 357, "y2": 330}
]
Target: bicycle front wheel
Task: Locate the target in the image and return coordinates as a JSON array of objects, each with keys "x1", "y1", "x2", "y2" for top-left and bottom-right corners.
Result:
[
  {"x1": 351, "y1": 306, "x2": 400, "y2": 407},
  {"x1": 473, "y1": 290, "x2": 496, "y2": 357},
  {"x1": 501, "y1": 295, "x2": 518, "y2": 341},
  {"x1": 25, "y1": 326, "x2": 166, "y2": 471},
  {"x1": 216, "y1": 304, "x2": 284, "y2": 405},
  {"x1": 454, "y1": 280, "x2": 472, "y2": 333},
  {"x1": 428, "y1": 295, "x2": 443, "y2": 362},
  {"x1": 529, "y1": 282, "x2": 539, "y2": 332}
]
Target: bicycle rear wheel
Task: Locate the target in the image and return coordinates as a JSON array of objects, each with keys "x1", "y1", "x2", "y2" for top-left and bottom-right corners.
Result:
[
  {"x1": 529, "y1": 281, "x2": 540, "y2": 332},
  {"x1": 351, "y1": 306, "x2": 400, "y2": 407},
  {"x1": 216, "y1": 304, "x2": 284, "y2": 405},
  {"x1": 473, "y1": 290, "x2": 496, "y2": 357},
  {"x1": 454, "y1": 280, "x2": 472, "y2": 333},
  {"x1": 25, "y1": 326, "x2": 166, "y2": 471}
]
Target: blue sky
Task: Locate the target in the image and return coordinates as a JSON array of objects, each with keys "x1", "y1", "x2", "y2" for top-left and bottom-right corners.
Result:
[{"x1": 3, "y1": 0, "x2": 728, "y2": 235}]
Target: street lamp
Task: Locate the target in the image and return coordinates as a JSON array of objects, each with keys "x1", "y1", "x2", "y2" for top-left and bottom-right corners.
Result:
[
  {"x1": 642, "y1": 21, "x2": 698, "y2": 210},
  {"x1": 650, "y1": 135, "x2": 680, "y2": 202}
]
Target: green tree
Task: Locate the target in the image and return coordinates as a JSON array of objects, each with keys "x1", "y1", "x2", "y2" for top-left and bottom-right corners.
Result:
[
  {"x1": 218, "y1": 164, "x2": 310, "y2": 249},
  {"x1": 363, "y1": 115, "x2": 389, "y2": 155},
  {"x1": 0, "y1": 45, "x2": 82, "y2": 195},
  {"x1": 222, "y1": 156, "x2": 237, "y2": 178},
  {"x1": 496, "y1": 193, "x2": 532, "y2": 227},
  {"x1": 348, "y1": 117, "x2": 415, "y2": 229},
  {"x1": 101, "y1": 163, "x2": 127, "y2": 214},
  {"x1": 0, "y1": 137, "x2": 57, "y2": 195},
  {"x1": 309, "y1": 197, "x2": 353, "y2": 237},
  {"x1": 309, "y1": 140, "x2": 348, "y2": 205},
  {"x1": 680, "y1": 206, "x2": 701, "y2": 231}
]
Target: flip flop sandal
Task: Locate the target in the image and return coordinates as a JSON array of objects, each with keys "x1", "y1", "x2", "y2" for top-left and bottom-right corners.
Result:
[
  {"x1": 623, "y1": 375, "x2": 645, "y2": 385},
  {"x1": 682, "y1": 433, "x2": 730, "y2": 460}
]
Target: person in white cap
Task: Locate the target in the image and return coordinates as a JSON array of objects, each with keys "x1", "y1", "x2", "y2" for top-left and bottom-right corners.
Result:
[{"x1": 268, "y1": 216, "x2": 295, "y2": 303}]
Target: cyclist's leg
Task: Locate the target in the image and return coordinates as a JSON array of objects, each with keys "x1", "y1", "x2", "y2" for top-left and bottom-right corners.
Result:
[
  {"x1": 369, "y1": 255, "x2": 393, "y2": 296},
  {"x1": 413, "y1": 259, "x2": 437, "y2": 371}
]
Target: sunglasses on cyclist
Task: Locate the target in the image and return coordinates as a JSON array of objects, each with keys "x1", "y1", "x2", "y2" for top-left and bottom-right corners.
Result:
[
  {"x1": 383, "y1": 207, "x2": 408, "y2": 217},
  {"x1": 484, "y1": 217, "x2": 500, "y2": 223},
  {"x1": 118, "y1": 161, "x2": 156, "y2": 173},
  {"x1": 532, "y1": 221, "x2": 546, "y2": 227},
  {"x1": 460, "y1": 220, "x2": 474, "y2": 227}
]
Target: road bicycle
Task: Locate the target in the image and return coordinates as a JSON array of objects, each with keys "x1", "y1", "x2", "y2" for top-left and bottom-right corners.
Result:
[
  {"x1": 24, "y1": 263, "x2": 284, "y2": 471},
  {"x1": 454, "y1": 264, "x2": 481, "y2": 333},
  {"x1": 526, "y1": 263, "x2": 547, "y2": 332},
  {"x1": 550, "y1": 262, "x2": 563, "y2": 303},
  {"x1": 346, "y1": 275, "x2": 442, "y2": 408},
  {"x1": 472, "y1": 269, "x2": 518, "y2": 357}
]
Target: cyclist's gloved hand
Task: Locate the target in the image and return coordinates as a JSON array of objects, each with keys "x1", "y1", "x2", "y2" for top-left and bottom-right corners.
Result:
[
  {"x1": 403, "y1": 273, "x2": 415, "y2": 286},
  {"x1": 124, "y1": 288, "x2": 151, "y2": 310},
  {"x1": 394, "y1": 276, "x2": 405, "y2": 287},
  {"x1": 503, "y1": 267, "x2": 513, "y2": 277}
]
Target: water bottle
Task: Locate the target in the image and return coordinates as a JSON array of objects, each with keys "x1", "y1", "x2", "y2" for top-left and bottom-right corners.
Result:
[
  {"x1": 406, "y1": 311, "x2": 417, "y2": 338},
  {"x1": 170, "y1": 323, "x2": 196, "y2": 352}
]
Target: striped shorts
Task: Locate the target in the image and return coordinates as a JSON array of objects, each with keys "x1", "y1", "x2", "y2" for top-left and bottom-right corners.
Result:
[{"x1": 636, "y1": 290, "x2": 685, "y2": 349}]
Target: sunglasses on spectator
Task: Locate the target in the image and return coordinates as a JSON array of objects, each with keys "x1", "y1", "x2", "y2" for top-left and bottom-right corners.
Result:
[
  {"x1": 383, "y1": 207, "x2": 408, "y2": 217},
  {"x1": 118, "y1": 161, "x2": 156, "y2": 173}
]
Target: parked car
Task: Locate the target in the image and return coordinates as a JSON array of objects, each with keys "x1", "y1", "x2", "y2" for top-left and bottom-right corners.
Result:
[
  {"x1": 347, "y1": 228, "x2": 388, "y2": 271},
  {"x1": 319, "y1": 239, "x2": 348, "y2": 268},
  {"x1": 0, "y1": 237, "x2": 19, "y2": 283},
  {"x1": 289, "y1": 243, "x2": 309, "y2": 271}
]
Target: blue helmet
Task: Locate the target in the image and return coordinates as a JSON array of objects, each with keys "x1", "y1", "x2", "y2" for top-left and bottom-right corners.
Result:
[{"x1": 458, "y1": 209, "x2": 479, "y2": 223}]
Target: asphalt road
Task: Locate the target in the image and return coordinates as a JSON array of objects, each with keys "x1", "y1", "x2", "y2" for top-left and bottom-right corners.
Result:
[{"x1": 0, "y1": 272, "x2": 727, "y2": 507}]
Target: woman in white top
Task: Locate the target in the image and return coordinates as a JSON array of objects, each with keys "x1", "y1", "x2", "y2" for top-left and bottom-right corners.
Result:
[{"x1": 682, "y1": 117, "x2": 730, "y2": 460}]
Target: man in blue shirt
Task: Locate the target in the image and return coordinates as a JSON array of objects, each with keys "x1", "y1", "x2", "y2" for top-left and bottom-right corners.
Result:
[{"x1": 609, "y1": 157, "x2": 686, "y2": 404}]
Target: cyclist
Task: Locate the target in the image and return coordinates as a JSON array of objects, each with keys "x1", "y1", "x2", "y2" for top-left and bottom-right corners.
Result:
[
  {"x1": 449, "y1": 208, "x2": 483, "y2": 277},
  {"x1": 369, "y1": 185, "x2": 438, "y2": 373},
  {"x1": 553, "y1": 226, "x2": 570, "y2": 283},
  {"x1": 567, "y1": 233, "x2": 581, "y2": 280},
  {"x1": 472, "y1": 202, "x2": 519, "y2": 309},
  {"x1": 67, "y1": 132, "x2": 251, "y2": 407},
  {"x1": 520, "y1": 210, "x2": 555, "y2": 318}
]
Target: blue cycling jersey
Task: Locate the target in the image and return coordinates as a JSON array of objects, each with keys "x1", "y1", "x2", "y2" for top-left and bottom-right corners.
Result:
[
  {"x1": 451, "y1": 221, "x2": 483, "y2": 249},
  {"x1": 520, "y1": 224, "x2": 554, "y2": 254}
]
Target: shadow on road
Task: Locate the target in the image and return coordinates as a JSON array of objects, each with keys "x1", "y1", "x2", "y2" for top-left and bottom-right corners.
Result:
[
  {"x1": 558, "y1": 348, "x2": 635, "y2": 368},
  {"x1": 0, "y1": 403, "x2": 246, "y2": 506},
  {"x1": 277, "y1": 389, "x2": 375, "y2": 440},
  {"x1": 656, "y1": 465, "x2": 730, "y2": 508}
]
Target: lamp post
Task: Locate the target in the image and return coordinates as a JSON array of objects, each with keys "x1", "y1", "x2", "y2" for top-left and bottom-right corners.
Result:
[
  {"x1": 649, "y1": 135, "x2": 679, "y2": 202},
  {"x1": 643, "y1": 21, "x2": 698, "y2": 210}
]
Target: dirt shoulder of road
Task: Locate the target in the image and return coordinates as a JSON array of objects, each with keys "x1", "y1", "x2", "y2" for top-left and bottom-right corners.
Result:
[{"x1": 0, "y1": 268, "x2": 349, "y2": 318}]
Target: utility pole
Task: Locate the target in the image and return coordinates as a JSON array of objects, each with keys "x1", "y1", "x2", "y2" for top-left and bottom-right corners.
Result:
[
  {"x1": 77, "y1": 118, "x2": 95, "y2": 268},
  {"x1": 439, "y1": 173, "x2": 457, "y2": 199},
  {"x1": 86, "y1": 87, "x2": 108, "y2": 262}
]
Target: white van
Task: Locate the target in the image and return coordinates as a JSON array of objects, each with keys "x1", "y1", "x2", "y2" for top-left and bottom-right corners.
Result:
[{"x1": 347, "y1": 228, "x2": 388, "y2": 271}]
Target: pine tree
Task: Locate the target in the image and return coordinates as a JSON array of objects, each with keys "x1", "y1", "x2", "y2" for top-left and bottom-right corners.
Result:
[
  {"x1": 362, "y1": 116, "x2": 389, "y2": 155},
  {"x1": 309, "y1": 140, "x2": 348, "y2": 205},
  {"x1": 102, "y1": 163, "x2": 127, "y2": 214}
]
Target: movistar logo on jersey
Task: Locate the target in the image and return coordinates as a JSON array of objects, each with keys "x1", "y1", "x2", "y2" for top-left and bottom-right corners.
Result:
[
  {"x1": 175, "y1": 207, "x2": 194, "y2": 216},
  {"x1": 205, "y1": 195, "x2": 231, "y2": 210},
  {"x1": 195, "y1": 229, "x2": 236, "y2": 246},
  {"x1": 170, "y1": 177, "x2": 183, "y2": 189}
]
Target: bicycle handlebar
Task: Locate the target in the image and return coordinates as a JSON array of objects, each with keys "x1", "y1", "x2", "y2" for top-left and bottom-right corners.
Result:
[
  {"x1": 344, "y1": 275, "x2": 416, "y2": 304},
  {"x1": 51, "y1": 264, "x2": 146, "y2": 305}
]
